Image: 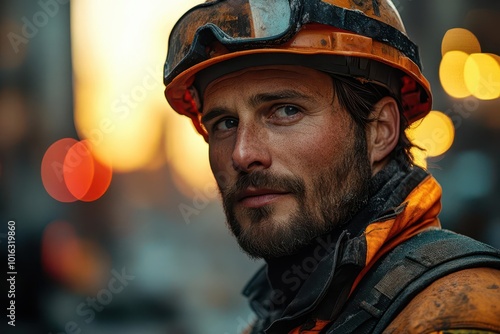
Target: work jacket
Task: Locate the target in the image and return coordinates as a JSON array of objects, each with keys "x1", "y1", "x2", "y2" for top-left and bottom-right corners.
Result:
[{"x1": 243, "y1": 161, "x2": 500, "y2": 334}]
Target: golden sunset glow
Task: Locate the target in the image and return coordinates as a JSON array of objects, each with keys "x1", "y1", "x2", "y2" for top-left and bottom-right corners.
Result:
[
  {"x1": 70, "y1": 0, "x2": 214, "y2": 195},
  {"x1": 165, "y1": 115, "x2": 217, "y2": 198},
  {"x1": 70, "y1": 0, "x2": 204, "y2": 172}
]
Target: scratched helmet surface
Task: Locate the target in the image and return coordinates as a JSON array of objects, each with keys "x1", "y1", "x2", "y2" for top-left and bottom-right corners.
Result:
[{"x1": 164, "y1": 0, "x2": 432, "y2": 140}]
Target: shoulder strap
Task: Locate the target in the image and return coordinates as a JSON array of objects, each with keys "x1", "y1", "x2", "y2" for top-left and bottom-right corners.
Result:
[{"x1": 323, "y1": 228, "x2": 500, "y2": 334}]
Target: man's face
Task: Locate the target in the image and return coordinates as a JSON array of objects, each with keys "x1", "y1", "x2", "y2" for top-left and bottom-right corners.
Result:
[{"x1": 202, "y1": 66, "x2": 372, "y2": 259}]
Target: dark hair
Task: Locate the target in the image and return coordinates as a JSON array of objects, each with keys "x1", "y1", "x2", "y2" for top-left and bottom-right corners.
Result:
[{"x1": 330, "y1": 74, "x2": 414, "y2": 170}]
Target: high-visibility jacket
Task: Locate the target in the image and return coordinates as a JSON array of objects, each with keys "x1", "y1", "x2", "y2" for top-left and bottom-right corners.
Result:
[{"x1": 242, "y1": 161, "x2": 500, "y2": 334}]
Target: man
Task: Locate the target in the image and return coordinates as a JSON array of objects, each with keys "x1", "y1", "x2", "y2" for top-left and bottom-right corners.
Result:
[{"x1": 164, "y1": 0, "x2": 500, "y2": 333}]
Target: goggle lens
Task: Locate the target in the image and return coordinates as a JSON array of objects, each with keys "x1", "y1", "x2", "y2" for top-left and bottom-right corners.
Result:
[{"x1": 166, "y1": 0, "x2": 293, "y2": 82}]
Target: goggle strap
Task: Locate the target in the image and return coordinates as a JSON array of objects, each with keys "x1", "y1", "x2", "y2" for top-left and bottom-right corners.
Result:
[{"x1": 304, "y1": 1, "x2": 420, "y2": 69}]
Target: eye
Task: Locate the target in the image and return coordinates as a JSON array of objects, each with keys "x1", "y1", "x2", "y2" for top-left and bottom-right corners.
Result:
[
  {"x1": 214, "y1": 117, "x2": 238, "y2": 132},
  {"x1": 274, "y1": 105, "x2": 301, "y2": 118},
  {"x1": 270, "y1": 105, "x2": 303, "y2": 124}
]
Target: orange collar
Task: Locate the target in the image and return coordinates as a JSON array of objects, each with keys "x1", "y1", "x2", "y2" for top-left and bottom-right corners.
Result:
[{"x1": 352, "y1": 175, "x2": 442, "y2": 294}]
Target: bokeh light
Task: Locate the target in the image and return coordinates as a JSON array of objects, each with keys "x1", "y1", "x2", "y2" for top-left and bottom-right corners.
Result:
[
  {"x1": 439, "y1": 51, "x2": 471, "y2": 98},
  {"x1": 42, "y1": 139, "x2": 112, "y2": 202},
  {"x1": 64, "y1": 141, "x2": 95, "y2": 200},
  {"x1": 41, "y1": 138, "x2": 79, "y2": 203},
  {"x1": 79, "y1": 149, "x2": 113, "y2": 202},
  {"x1": 464, "y1": 53, "x2": 500, "y2": 100},
  {"x1": 440, "y1": 28, "x2": 500, "y2": 101},
  {"x1": 42, "y1": 221, "x2": 79, "y2": 281},
  {"x1": 441, "y1": 28, "x2": 481, "y2": 56},
  {"x1": 42, "y1": 221, "x2": 110, "y2": 293},
  {"x1": 63, "y1": 140, "x2": 113, "y2": 202},
  {"x1": 406, "y1": 111, "x2": 455, "y2": 158}
]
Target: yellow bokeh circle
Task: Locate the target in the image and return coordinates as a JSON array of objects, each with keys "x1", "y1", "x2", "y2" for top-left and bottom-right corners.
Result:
[
  {"x1": 439, "y1": 51, "x2": 471, "y2": 98},
  {"x1": 441, "y1": 28, "x2": 481, "y2": 56},
  {"x1": 406, "y1": 110, "x2": 455, "y2": 158},
  {"x1": 464, "y1": 53, "x2": 500, "y2": 100}
]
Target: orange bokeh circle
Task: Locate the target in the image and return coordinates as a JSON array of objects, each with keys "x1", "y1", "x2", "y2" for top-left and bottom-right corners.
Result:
[
  {"x1": 41, "y1": 138, "x2": 79, "y2": 203},
  {"x1": 42, "y1": 139, "x2": 112, "y2": 202}
]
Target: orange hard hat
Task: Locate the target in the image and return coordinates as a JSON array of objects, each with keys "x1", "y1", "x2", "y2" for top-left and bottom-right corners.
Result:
[{"x1": 164, "y1": 0, "x2": 432, "y2": 141}]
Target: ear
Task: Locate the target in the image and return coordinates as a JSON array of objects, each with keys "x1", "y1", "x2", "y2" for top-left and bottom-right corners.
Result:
[{"x1": 366, "y1": 96, "x2": 400, "y2": 175}]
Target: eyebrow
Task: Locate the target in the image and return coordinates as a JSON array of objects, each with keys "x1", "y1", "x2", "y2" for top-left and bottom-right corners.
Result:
[
  {"x1": 201, "y1": 89, "x2": 313, "y2": 125},
  {"x1": 249, "y1": 89, "x2": 313, "y2": 108},
  {"x1": 201, "y1": 107, "x2": 229, "y2": 125}
]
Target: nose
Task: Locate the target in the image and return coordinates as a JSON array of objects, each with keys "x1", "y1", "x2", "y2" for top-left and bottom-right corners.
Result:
[{"x1": 231, "y1": 123, "x2": 271, "y2": 173}]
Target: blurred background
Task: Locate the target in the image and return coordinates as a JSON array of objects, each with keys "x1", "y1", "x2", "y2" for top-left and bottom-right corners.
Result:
[{"x1": 0, "y1": 0, "x2": 499, "y2": 333}]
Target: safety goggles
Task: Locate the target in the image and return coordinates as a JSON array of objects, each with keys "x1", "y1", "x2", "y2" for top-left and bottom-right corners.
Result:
[{"x1": 164, "y1": 0, "x2": 421, "y2": 85}]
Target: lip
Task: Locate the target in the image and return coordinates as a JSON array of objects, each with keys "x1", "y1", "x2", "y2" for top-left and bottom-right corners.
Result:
[{"x1": 237, "y1": 188, "x2": 290, "y2": 208}]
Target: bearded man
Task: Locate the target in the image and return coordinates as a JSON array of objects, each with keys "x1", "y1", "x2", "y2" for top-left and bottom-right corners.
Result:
[{"x1": 163, "y1": 1, "x2": 500, "y2": 333}]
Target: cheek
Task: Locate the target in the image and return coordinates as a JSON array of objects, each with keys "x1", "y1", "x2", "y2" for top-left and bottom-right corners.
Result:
[{"x1": 280, "y1": 123, "x2": 350, "y2": 174}]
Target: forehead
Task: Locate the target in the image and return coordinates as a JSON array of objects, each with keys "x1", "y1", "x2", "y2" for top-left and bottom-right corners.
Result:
[{"x1": 203, "y1": 65, "x2": 333, "y2": 103}]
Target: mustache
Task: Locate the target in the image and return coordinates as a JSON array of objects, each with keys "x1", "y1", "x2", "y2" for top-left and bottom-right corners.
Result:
[{"x1": 222, "y1": 171, "x2": 306, "y2": 203}]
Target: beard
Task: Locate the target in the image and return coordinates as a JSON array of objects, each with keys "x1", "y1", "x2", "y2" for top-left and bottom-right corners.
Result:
[{"x1": 218, "y1": 126, "x2": 372, "y2": 259}]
